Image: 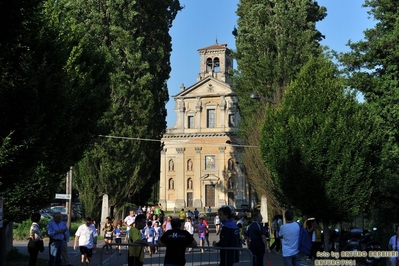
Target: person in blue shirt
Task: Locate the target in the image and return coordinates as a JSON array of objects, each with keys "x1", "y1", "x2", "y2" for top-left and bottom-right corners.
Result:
[
  {"x1": 213, "y1": 206, "x2": 241, "y2": 266},
  {"x1": 47, "y1": 212, "x2": 69, "y2": 266},
  {"x1": 194, "y1": 208, "x2": 199, "y2": 223},
  {"x1": 113, "y1": 223, "x2": 123, "y2": 255}
]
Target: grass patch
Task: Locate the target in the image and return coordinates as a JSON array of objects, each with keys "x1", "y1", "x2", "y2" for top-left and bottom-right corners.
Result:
[{"x1": 13, "y1": 219, "x2": 85, "y2": 241}]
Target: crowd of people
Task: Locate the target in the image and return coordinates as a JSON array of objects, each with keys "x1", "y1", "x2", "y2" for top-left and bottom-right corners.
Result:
[
  {"x1": 26, "y1": 205, "x2": 302, "y2": 266},
  {"x1": 28, "y1": 205, "x2": 399, "y2": 266}
]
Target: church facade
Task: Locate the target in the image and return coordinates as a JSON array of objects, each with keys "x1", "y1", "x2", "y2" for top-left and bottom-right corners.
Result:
[{"x1": 159, "y1": 43, "x2": 252, "y2": 211}]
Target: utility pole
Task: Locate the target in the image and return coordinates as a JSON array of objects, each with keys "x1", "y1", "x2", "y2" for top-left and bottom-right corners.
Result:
[{"x1": 65, "y1": 167, "x2": 72, "y2": 228}]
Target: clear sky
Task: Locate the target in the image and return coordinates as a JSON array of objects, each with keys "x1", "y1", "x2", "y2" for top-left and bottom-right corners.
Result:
[{"x1": 166, "y1": 0, "x2": 376, "y2": 127}]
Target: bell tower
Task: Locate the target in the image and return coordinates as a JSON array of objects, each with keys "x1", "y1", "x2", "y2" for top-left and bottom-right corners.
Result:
[{"x1": 197, "y1": 42, "x2": 233, "y2": 86}]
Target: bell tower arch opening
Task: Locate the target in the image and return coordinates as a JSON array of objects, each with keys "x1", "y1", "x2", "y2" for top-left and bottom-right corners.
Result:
[
  {"x1": 206, "y1": 58, "x2": 213, "y2": 73},
  {"x1": 214, "y1": 57, "x2": 220, "y2": 72},
  {"x1": 197, "y1": 43, "x2": 233, "y2": 85}
]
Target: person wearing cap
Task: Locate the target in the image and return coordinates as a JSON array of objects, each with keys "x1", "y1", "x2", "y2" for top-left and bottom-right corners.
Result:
[{"x1": 213, "y1": 206, "x2": 241, "y2": 266}]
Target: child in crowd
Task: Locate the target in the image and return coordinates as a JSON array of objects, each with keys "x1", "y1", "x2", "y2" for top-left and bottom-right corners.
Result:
[
  {"x1": 113, "y1": 223, "x2": 123, "y2": 255},
  {"x1": 153, "y1": 221, "x2": 163, "y2": 254},
  {"x1": 145, "y1": 221, "x2": 156, "y2": 257}
]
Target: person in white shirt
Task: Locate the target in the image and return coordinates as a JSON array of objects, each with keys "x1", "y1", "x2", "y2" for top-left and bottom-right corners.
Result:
[
  {"x1": 214, "y1": 214, "x2": 221, "y2": 235},
  {"x1": 74, "y1": 217, "x2": 98, "y2": 266},
  {"x1": 184, "y1": 217, "x2": 194, "y2": 252},
  {"x1": 236, "y1": 215, "x2": 246, "y2": 226},
  {"x1": 124, "y1": 210, "x2": 136, "y2": 242},
  {"x1": 279, "y1": 209, "x2": 301, "y2": 266}
]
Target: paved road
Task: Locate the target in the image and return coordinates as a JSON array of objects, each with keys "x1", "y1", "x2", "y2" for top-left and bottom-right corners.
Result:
[{"x1": 13, "y1": 217, "x2": 313, "y2": 265}]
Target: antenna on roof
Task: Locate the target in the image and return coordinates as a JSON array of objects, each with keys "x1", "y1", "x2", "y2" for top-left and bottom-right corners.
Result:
[{"x1": 216, "y1": 37, "x2": 218, "y2": 44}]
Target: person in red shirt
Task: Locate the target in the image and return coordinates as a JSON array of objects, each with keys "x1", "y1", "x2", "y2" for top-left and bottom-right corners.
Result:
[{"x1": 202, "y1": 217, "x2": 210, "y2": 246}]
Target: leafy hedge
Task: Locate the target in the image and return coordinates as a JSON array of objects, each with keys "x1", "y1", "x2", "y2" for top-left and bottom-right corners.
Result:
[{"x1": 13, "y1": 219, "x2": 84, "y2": 241}]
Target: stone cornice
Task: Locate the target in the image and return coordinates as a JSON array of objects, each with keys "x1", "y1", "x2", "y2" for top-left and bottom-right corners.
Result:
[
  {"x1": 163, "y1": 132, "x2": 236, "y2": 139},
  {"x1": 198, "y1": 49, "x2": 227, "y2": 55}
]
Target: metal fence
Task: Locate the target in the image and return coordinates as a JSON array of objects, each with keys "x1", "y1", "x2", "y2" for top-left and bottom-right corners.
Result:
[{"x1": 99, "y1": 243, "x2": 253, "y2": 266}]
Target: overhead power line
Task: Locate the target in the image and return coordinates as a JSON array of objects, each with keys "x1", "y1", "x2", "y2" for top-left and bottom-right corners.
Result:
[{"x1": 98, "y1": 135, "x2": 259, "y2": 148}]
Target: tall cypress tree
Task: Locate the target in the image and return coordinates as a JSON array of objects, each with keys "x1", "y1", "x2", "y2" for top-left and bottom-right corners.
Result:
[
  {"x1": 70, "y1": 0, "x2": 182, "y2": 219},
  {"x1": 339, "y1": 0, "x2": 399, "y2": 225},
  {"x1": 233, "y1": 0, "x2": 326, "y2": 210},
  {"x1": 260, "y1": 56, "x2": 382, "y2": 224}
]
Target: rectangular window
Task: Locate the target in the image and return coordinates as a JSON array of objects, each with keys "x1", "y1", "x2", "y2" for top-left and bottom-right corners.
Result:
[
  {"x1": 188, "y1": 116, "x2": 194, "y2": 128},
  {"x1": 205, "y1": 155, "x2": 216, "y2": 170},
  {"x1": 228, "y1": 114, "x2": 235, "y2": 127},
  {"x1": 207, "y1": 109, "x2": 216, "y2": 128}
]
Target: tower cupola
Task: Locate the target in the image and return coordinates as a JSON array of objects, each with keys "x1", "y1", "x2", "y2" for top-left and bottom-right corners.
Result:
[{"x1": 197, "y1": 42, "x2": 233, "y2": 86}]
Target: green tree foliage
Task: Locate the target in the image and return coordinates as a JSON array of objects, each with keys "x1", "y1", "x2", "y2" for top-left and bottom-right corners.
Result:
[
  {"x1": 339, "y1": 0, "x2": 399, "y2": 220},
  {"x1": 0, "y1": 0, "x2": 111, "y2": 222},
  {"x1": 70, "y1": 0, "x2": 182, "y2": 220},
  {"x1": 260, "y1": 56, "x2": 382, "y2": 223},
  {"x1": 233, "y1": 0, "x2": 326, "y2": 210}
]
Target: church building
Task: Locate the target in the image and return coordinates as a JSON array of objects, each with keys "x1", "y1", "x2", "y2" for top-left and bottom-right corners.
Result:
[{"x1": 159, "y1": 43, "x2": 252, "y2": 211}]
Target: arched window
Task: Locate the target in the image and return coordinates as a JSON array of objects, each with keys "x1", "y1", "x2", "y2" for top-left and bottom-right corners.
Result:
[
  {"x1": 187, "y1": 178, "x2": 193, "y2": 190},
  {"x1": 187, "y1": 159, "x2": 193, "y2": 171},
  {"x1": 206, "y1": 58, "x2": 213, "y2": 72},
  {"x1": 168, "y1": 178, "x2": 174, "y2": 190},
  {"x1": 214, "y1": 57, "x2": 220, "y2": 72}
]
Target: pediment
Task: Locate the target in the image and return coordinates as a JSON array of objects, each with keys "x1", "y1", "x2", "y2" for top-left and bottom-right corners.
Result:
[
  {"x1": 173, "y1": 77, "x2": 235, "y2": 99},
  {"x1": 200, "y1": 174, "x2": 220, "y2": 181}
]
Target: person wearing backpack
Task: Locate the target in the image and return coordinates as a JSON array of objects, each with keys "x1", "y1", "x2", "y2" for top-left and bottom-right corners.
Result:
[
  {"x1": 212, "y1": 206, "x2": 241, "y2": 266},
  {"x1": 246, "y1": 212, "x2": 269, "y2": 266},
  {"x1": 279, "y1": 209, "x2": 301, "y2": 266}
]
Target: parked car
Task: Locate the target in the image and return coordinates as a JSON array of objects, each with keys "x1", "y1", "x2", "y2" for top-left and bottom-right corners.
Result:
[
  {"x1": 51, "y1": 205, "x2": 76, "y2": 221},
  {"x1": 39, "y1": 208, "x2": 56, "y2": 219},
  {"x1": 72, "y1": 206, "x2": 82, "y2": 220}
]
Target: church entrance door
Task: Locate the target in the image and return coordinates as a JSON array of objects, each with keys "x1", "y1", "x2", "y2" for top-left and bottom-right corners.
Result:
[
  {"x1": 205, "y1": 184, "x2": 215, "y2": 207},
  {"x1": 187, "y1": 192, "x2": 193, "y2": 207}
]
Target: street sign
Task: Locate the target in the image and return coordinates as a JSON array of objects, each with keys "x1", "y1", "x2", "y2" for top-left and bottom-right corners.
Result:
[{"x1": 55, "y1": 193, "x2": 71, "y2": 199}]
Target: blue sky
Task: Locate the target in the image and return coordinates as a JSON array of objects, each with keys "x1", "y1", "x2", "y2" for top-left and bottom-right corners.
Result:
[{"x1": 166, "y1": 0, "x2": 376, "y2": 127}]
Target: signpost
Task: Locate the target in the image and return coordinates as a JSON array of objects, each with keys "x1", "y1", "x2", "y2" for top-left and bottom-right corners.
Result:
[
  {"x1": 55, "y1": 194, "x2": 71, "y2": 200},
  {"x1": 65, "y1": 167, "x2": 72, "y2": 228}
]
